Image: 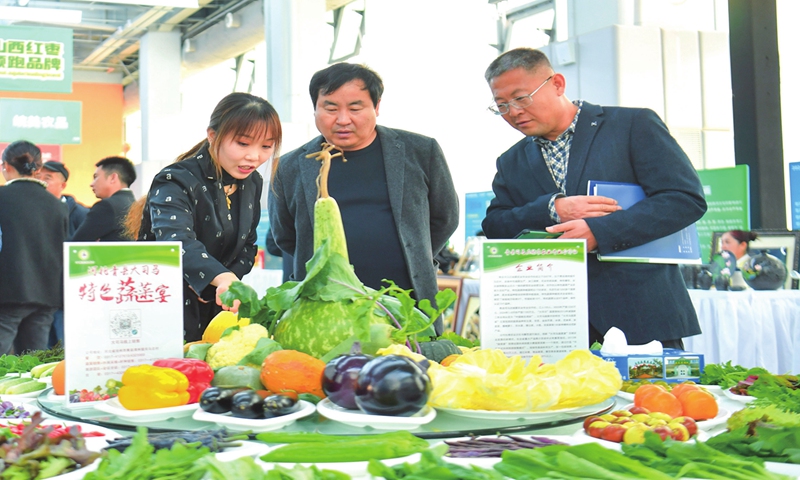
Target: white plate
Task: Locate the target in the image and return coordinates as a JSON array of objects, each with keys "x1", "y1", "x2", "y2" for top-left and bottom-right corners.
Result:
[
  {"x1": 45, "y1": 389, "x2": 66, "y2": 403},
  {"x1": 572, "y1": 428, "x2": 709, "y2": 451},
  {"x1": 93, "y1": 397, "x2": 198, "y2": 423},
  {"x1": 616, "y1": 391, "x2": 635, "y2": 402},
  {"x1": 722, "y1": 388, "x2": 756, "y2": 403},
  {"x1": 765, "y1": 462, "x2": 800, "y2": 477},
  {"x1": 696, "y1": 407, "x2": 731, "y2": 431},
  {"x1": 192, "y1": 400, "x2": 316, "y2": 433},
  {"x1": 0, "y1": 400, "x2": 40, "y2": 418},
  {"x1": 316, "y1": 398, "x2": 436, "y2": 430},
  {"x1": 435, "y1": 404, "x2": 580, "y2": 421}
]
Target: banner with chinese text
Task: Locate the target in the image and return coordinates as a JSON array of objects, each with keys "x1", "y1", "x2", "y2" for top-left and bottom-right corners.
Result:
[
  {"x1": 696, "y1": 165, "x2": 750, "y2": 263},
  {"x1": 0, "y1": 25, "x2": 72, "y2": 93},
  {"x1": 63, "y1": 242, "x2": 183, "y2": 406},
  {"x1": 480, "y1": 239, "x2": 588, "y2": 364},
  {"x1": 0, "y1": 98, "x2": 81, "y2": 144}
]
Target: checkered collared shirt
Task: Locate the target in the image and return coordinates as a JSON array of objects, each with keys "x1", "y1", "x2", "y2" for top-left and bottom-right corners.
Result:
[{"x1": 533, "y1": 100, "x2": 584, "y2": 223}]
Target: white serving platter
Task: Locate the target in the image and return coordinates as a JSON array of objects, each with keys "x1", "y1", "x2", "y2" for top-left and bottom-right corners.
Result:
[
  {"x1": 192, "y1": 400, "x2": 316, "y2": 433},
  {"x1": 316, "y1": 398, "x2": 436, "y2": 430},
  {"x1": 93, "y1": 397, "x2": 198, "y2": 423}
]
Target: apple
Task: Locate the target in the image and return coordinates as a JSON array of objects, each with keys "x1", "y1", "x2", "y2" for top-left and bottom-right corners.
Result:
[
  {"x1": 587, "y1": 420, "x2": 611, "y2": 438},
  {"x1": 649, "y1": 412, "x2": 674, "y2": 422},
  {"x1": 630, "y1": 413, "x2": 651, "y2": 423},
  {"x1": 652, "y1": 425, "x2": 673, "y2": 441},
  {"x1": 646, "y1": 418, "x2": 668, "y2": 427},
  {"x1": 600, "y1": 424, "x2": 626, "y2": 443},
  {"x1": 611, "y1": 410, "x2": 633, "y2": 417},
  {"x1": 622, "y1": 425, "x2": 650, "y2": 444},
  {"x1": 599, "y1": 414, "x2": 617, "y2": 422},
  {"x1": 672, "y1": 416, "x2": 699, "y2": 437},
  {"x1": 628, "y1": 406, "x2": 650, "y2": 415},
  {"x1": 615, "y1": 417, "x2": 633, "y2": 425},
  {"x1": 668, "y1": 423, "x2": 691, "y2": 441},
  {"x1": 583, "y1": 415, "x2": 603, "y2": 431}
]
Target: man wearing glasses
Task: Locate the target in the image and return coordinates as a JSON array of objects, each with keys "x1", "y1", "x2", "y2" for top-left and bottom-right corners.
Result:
[{"x1": 481, "y1": 47, "x2": 707, "y2": 349}]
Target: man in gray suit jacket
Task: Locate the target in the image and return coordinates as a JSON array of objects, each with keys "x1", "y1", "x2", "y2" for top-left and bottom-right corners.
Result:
[
  {"x1": 482, "y1": 48, "x2": 707, "y2": 348},
  {"x1": 269, "y1": 63, "x2": 459, "y2": 334}
]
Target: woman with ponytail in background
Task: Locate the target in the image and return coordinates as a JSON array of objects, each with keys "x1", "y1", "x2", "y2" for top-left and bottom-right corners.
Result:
[
  {"x1": 720, "y1": 230, "x2": 759, "y2": 270},
  {"x1": 0, "y1": 140, "x2": 68, "y2": 354},
  {"x1": 126, "y1": 93, "x2": 282, "y2": 341}
]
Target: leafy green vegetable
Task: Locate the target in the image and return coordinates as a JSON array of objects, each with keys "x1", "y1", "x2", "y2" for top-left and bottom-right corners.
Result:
[
  {"x1": 727, "y1": 405, "x2": 800, "y2": 431},
  {"x1": 368, "y1": 444, "x2": 505, "y2": 480},
  {"x1": 236, "y1": 337, "x2": 283, "y2": 369},
  {"x1": 438, "y1": 331, "x2": 480, "y2": 348},
  {"x1": 0, "y1": 354, "x2": 42, "y2": 376},
  {"x1": 706, "y1": 424, "x2": 800, "y2": 463},
  {"x1": 621, "y1": 431, "x2": 788, "y2": 480},
  {"x1": 748, "y1": 374, "x2": 800, "y2": 414},
  {"x1": 699, "y1": 361, "x2": 767, "y2": 387},
  {"x1": 221, "y1": 240, "x2": 455, "y2": 360}
]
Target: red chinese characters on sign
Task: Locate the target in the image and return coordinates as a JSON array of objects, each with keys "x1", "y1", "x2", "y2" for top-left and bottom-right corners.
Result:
[
  {"x1": 515, "y1": 263, "x2": 555, "y2": 273},
  {"x1": 78, "y1": 265, "x2": 170, "y2": 303}
]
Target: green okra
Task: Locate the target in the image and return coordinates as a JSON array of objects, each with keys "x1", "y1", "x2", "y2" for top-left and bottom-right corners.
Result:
[{"x1": 259, "y1": 432, "x2": 429, "y2": 463}]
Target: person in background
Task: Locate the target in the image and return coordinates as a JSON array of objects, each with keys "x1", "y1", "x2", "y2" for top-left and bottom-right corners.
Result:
[
  {"x1": 125, "y1": 92, "x2": 282, "y2": 341},
  {"x1": 268, "y1": 63, "x2": 459, "y2": 335},
  {"x1": 265, "y1": 226, "x2": 293, "y2": 283},
  {"x1": 481, "y1": 47, "x2": 707, "y2": 349},
  {"x1": 0, "y1": 141, "x2": 68, "y2": 354},
  {"x1": 37, "y1": 161, "x2": 89, "y2": 237},
  {"x1": 720, "y1": 230, "x2": 758, "y2": 269},
  {"x1": 36, "y1": 160, "x2": 90, "y2": 348},
  {"x1": 71, "y1": 156, "x2": 136, "y2": 242}
]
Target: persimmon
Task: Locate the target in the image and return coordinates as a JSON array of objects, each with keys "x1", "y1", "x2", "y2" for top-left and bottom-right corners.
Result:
[
  {"x1": 679, "y1": 390, "x2": 718, "y2": 420},
  {"x1": 633, "y1": 384, "x2": 666, "y2": 407},
  {"x1": 51, "y1": 360, "x2": 66, "y2": 396},
  {"x1": 640, "y1": 390, "x2": 683, "y2": 418},
  {"x1": 261, "y1": 350, "x2": 326, "y2": 398},
  {"x1": 670, "y1": 383, "x2": 701, "y2": 400}
]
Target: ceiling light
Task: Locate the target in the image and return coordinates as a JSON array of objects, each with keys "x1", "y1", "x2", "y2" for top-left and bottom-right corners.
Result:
[
  {"x1": 0, "y1": 6, "x2": 82, "y2": 24},
  {"x1": 224, "y1": 12, "x2": 240, "y2": 28},
  {"x1": 69, "y1": 0, "x2": 199, "y2": 8}
]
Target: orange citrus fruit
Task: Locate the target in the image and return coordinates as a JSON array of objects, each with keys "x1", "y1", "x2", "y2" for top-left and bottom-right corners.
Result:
[
  {"x1": 640, "y1": 390, "x2": 683, "y2": 418},
  {"x1": 51, "y1": 360, "x2": 66, "y2": 396},
  {"x1": 679, "y1": 390, "x2": 718, "y2": 421},
  {"x1": 633, "y1": 384, "x2": 666, "y2": 407}
]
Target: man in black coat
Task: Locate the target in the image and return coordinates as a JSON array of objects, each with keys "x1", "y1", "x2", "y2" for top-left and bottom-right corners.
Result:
[
  {"x1": 71, "y1": 156, "x2": 136, "y2": 242},
  {"x1": 38, "y1": 161, "x2": 89, "y2": 237}
]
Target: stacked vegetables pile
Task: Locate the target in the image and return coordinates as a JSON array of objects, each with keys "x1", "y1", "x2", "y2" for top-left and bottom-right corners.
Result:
[{"x1": 0, "y1": 412, "x2": 102, "y2": 479}]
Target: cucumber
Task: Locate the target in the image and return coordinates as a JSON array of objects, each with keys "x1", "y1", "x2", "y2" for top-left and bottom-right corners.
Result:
[
  {"x1": 0, "y1": 377, "x2": 34, "y2": 394},
  {"x1": 37, "y1": 365, "x2": 57, "y2": 378},
  {"x1": 30, "y1": 361, "x2": 60, "y2": 378},
  {"x1": 6, "y1": 380, "x2": 47, "y2": 395}
]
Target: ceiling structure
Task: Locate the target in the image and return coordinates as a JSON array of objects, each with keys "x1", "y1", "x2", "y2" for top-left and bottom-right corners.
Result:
[{"x1": 1, "y1": 0, "x2": 262, "y2": 85}]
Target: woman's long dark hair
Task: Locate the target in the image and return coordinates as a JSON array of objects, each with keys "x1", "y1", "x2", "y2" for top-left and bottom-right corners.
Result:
[{"x1": 124, "y1": 93, "x2": 283, "y2": 239}]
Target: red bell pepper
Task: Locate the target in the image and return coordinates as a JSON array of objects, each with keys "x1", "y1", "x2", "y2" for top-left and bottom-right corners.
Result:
[{"x1": 152, "y1": 358, "x2": 214, "y2": 403}]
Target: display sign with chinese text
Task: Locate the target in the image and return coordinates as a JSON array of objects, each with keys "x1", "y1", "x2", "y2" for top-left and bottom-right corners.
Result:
[
  {"x1": 63, "y1": 242, "x2": 183, "y2": 407},
  {"x1": 480, "y1": 239, "x2": 588, "y2": 364},
  {"x1": 696, "y1": 165, "x2": 750, "y2": 263},
  {"x1": 0, "y1": 98, "x2": 81, "y2": 144},
  {"x1": 0, "y1": 25, "x2": 72, "y2": 93},
  {"x1": 790, "y1": 162, "x2": 800, "y2": 231}
]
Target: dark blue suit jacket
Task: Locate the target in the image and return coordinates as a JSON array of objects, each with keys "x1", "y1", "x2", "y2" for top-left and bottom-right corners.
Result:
[{"x1": 482, "y1": 102, "x2": 707, "y2": 344}]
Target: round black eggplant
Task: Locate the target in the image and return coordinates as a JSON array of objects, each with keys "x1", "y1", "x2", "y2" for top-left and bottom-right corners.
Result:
[
  {"x1": 230, "y1": 390, "x2": 266, "y2": 419},
  {"x1": 354, "y1": 355, "x2": 431, "y2": 417},
  {"x1": 263, "y1": 394, "x2": 298, "y2": 416},
  {"x1": 322, "y1": 353, "x2": 372, "y2": 410},
  {"x1": 199, "y1": 387, "x2": 251, "y2": 414}
]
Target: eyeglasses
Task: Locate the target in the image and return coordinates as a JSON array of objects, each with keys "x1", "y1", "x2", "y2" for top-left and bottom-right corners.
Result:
[{"x1": 488, "y1": 75, "x2": 554, "y2": 115}]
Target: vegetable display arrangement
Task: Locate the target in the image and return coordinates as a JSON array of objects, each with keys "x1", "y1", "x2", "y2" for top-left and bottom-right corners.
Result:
[{"x1": 220, "y1": 142, "x2": 456, "y2": 362}]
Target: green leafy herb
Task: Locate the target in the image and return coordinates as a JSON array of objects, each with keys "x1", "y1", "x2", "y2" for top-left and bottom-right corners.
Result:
[
  {"x1": 368, "y1": 444, "x2": 505, "y2": 480},
  {"x1": 0, "y1": 354, "x2": 42, "y2": 376},
  {"x1": 438, "y1": 331, "x2": 479, "y2": 348},
  {"x1": 699, "y1": 361, "x2": 768, "y2": 388}
]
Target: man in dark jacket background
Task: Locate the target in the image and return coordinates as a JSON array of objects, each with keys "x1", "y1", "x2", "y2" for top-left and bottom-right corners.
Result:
[
  {"x1": 38, "y1": 161, "x2": 89, "y2": 237},
  {"x1": 71, "y1": 156, "x2": 136, "y2": 242}
]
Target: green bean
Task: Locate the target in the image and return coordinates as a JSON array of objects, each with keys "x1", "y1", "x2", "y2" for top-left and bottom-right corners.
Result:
[{"x1": 259, "y1": 432, "x2": 429, "y2": 463}]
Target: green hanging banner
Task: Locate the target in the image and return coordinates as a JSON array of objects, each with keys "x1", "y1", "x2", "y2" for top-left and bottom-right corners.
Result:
[
  {"x1": 0, "y1": 25, "x2": 73, "y2": 93},
  {"x1": 695, "y1": 165, "x2": 751, "y2": 263},
  {"x1": 0, "y1": 98, "x2": 81, "y2": 144}
]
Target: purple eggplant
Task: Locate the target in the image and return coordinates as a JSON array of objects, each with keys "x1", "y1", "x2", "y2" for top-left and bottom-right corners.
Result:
[
  {"x1": 354, "y1": 355, "x2": 431, "y2": 417},
  {"x1": 322, "y1": 353, "x2": 373, "y2": 410}
]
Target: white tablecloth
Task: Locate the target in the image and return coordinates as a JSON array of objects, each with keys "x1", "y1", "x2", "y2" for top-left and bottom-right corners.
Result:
[{"x1": 683, "y1": 289, "x2": 800, "y2": 374}]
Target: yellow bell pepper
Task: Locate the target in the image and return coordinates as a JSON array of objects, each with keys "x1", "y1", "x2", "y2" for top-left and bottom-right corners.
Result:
[{"x1": 118, "y1": 365, "x2": 190, "y2": 410}]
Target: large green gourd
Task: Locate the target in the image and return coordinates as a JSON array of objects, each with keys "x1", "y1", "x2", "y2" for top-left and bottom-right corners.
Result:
[{"x1": 311, "y1": 143, "x2": 349, "y2": 261}]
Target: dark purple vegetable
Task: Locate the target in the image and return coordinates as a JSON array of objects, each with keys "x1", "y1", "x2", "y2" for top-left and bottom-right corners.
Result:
[
  {"x1": 444, "y1": 435, "x2": 568, "y2": 458},
  {"x1": 354, "y1": 355, "x2": 430, "y2": 417},
  {"x1": 322, "y1": 353, "x2": 373, "y2": 410},
  {"x1": 263, "y1": 394, "x2": 298, "y2": 416},
  {"x1": 230, "y1": 390, "x2": 265, "y2": 419}
]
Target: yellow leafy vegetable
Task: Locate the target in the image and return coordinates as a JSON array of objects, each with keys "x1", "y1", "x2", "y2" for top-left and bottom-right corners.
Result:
[{"x1": 427, "y1": 349, "x2": 621, "y2": 412}]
